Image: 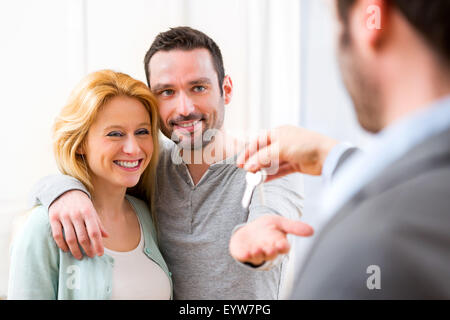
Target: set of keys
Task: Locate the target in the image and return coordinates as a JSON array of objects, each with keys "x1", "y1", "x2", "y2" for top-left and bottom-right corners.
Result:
[{"x1": 241, "y1": 169, "x2": 268, "y2": 209}]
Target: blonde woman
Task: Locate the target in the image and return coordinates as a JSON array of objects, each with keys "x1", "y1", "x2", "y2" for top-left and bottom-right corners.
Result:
[{"x1": 8, "y1": 70, "x2": 172, "y2": 299}]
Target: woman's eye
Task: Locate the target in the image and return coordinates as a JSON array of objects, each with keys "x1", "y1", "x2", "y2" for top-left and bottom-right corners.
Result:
[
  {"x1": 136, "y1": 128, "x2": 150, "y2": 135},
  {"x1": 106, "y1": 131, "x2": 123, "y2": 137}
]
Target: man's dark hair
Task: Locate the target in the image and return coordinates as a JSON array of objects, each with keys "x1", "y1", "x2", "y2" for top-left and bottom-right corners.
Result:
[
  {"x1": 144, "y1": 26, "x2": 225, "y2": 95},
  {"x1": 337, "y1": 0, "x2": 450, "y2": 65}
]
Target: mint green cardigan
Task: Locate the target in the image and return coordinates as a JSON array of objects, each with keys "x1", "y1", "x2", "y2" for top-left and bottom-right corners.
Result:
[{"x1": 8, "y1": 195, "x2": 172, "y2": 300}]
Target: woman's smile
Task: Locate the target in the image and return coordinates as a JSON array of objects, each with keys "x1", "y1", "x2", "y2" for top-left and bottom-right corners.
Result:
[{"x1": 113, "y1": 159, "x2": 144, "y2": 172}]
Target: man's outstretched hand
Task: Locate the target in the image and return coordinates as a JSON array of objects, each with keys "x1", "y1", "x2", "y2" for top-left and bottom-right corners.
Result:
[{"x1": 229, "y1": 215, "x2": 314, "y2": 266}]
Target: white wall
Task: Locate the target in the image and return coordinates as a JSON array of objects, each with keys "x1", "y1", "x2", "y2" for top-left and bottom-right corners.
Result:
[
  {"x1": 299, "y1": 0, "x2": 373, "y2": 224},
  {"x1": 290, "y1": 0, "x2": 374, "y2": 281},
  {"x1": 1, "y1": 1, "x2": 76, "y2": 298}
]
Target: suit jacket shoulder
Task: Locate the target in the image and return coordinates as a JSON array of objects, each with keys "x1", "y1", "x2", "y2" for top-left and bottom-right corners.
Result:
[{"x1": 292, "y1": 128, "x2": 450, "y2": 299}]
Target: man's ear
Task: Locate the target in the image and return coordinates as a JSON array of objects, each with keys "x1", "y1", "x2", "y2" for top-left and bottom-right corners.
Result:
[
  {"x1": 353, "y1": 0, "x2": 389, "y2": 53},
  {"x1": 222, "y1": 75, "x2": 233, "y2": 105}
]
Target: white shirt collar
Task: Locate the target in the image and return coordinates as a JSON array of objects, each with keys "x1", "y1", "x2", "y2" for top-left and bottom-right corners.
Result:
[{"x1": 322, "y1": 95, "x2": 450, "y2": 219}]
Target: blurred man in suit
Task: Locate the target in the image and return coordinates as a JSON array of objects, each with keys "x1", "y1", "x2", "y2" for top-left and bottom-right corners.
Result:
[{"x1": 231, "y1": 0, "x2": 450, "y2": 298}]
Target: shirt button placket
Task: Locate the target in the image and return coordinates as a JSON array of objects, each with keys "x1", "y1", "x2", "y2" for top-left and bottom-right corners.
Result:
[{"x1": 189, "y1": 189, "x2": 193, "y2": 234}]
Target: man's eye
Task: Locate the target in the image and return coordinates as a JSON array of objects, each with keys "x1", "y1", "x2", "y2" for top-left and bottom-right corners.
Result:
[
  {"x1": 106, "y1": 131, "x2": 124, "y2": 137},
  {"x1": 160, "y1": 89, "x2": 175, "y2": 97},
  {"x1": 136, "y1": 128, "x2": 150, "y2": 135},
  {"x1": 193, "y1": 86, "x2": 206, "y2": 93}
]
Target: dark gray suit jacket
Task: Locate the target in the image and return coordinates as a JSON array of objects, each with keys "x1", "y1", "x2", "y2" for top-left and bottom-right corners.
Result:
[{"x1": 291, "y1": 128, "x2": 450, "y2": 299}]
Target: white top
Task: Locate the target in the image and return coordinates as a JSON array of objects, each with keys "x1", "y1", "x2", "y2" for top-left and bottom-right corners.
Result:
[{"x1": 104, "y1": 221, "x2": 171, "y2": 300}]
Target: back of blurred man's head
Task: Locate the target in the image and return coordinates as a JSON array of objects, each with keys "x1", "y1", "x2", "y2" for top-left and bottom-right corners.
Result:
[{"x1": 334, "y1": 0, "x2": 450, "y2": 133}]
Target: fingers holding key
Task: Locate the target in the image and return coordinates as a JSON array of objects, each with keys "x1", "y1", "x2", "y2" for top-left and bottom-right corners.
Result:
[{"x1": 238, "y1": 125, "x2": 339, "y2": 177}]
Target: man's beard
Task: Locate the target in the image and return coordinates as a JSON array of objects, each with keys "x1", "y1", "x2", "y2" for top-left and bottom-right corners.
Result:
[
  {"x1": 175, "y1": 126, "x2": 211, "y2": 150},
  {"x1": 161, "y1": 106, "x2": 225, "y2": 150},
  {"x1": 337, "y1": 25, "x2": 383, "y2": 133}
]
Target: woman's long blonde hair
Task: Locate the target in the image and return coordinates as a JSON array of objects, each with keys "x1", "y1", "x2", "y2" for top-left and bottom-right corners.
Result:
[{"x1": 52, "y1": 69, "x2": 160, "y2": 222}]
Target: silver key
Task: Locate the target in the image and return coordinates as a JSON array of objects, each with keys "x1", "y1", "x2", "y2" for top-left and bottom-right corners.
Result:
[{"x1": 241, "y1": 170, "x2": 267, "y2": 209}]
